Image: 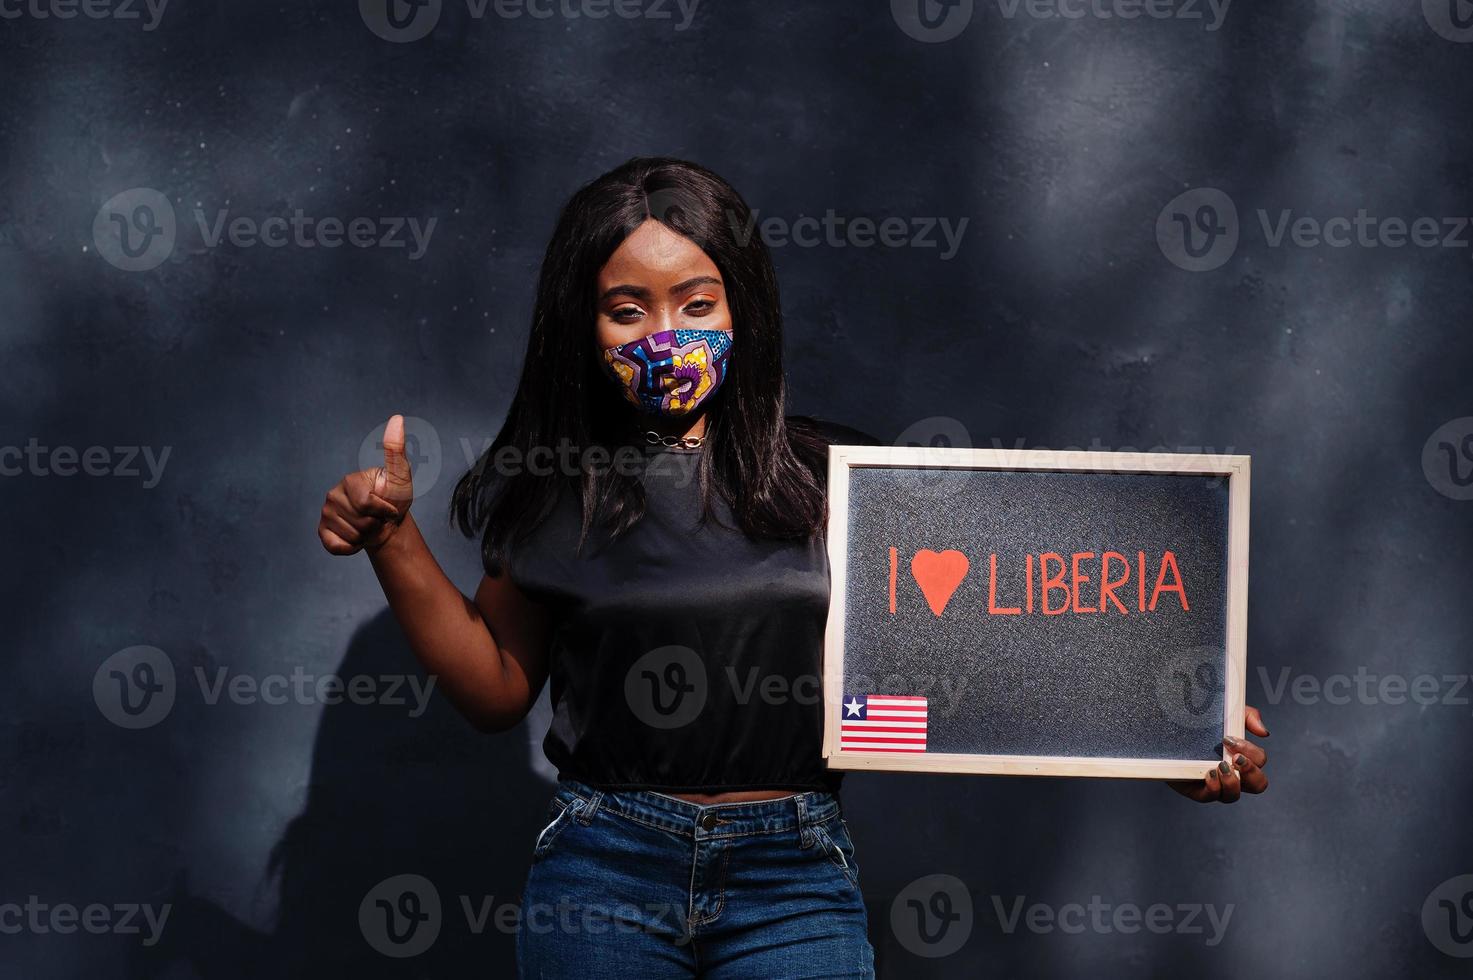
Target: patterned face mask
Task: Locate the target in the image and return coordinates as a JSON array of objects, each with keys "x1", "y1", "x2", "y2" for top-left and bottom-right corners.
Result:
[{"x1": 599, "y1": 328, "x2": 734, "y2": 417}]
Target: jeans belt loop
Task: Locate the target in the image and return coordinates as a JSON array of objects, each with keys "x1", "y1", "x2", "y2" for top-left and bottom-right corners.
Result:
[
  {"x1": 577, "y1": 789, "x2": 605, "y2": 825},
  {"x1": 796, "y1": 793, "x2": 814, "y2": 848}
]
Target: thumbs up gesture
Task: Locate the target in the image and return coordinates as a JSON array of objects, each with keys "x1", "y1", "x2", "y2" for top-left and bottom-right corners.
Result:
[{"x1": 318, "y1": 415, "x2": 415, "y2": 555}]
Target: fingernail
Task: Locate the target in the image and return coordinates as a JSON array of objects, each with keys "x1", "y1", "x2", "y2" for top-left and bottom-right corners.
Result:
[
  {"x1": 1223, "y1": 735, "x2": 1239, "y2": 747},
  {"x1": 1234, "y1": 754, "x2": 1248, "y2": 768},
  {"x1": 1218, "y1": 761, "x2": 1231, "y2": 775}
]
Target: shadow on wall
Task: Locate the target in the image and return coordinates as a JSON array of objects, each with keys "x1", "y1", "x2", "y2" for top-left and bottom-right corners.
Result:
[{"x1": 133, "y1": 609, "x2": 553, "y2": 979}]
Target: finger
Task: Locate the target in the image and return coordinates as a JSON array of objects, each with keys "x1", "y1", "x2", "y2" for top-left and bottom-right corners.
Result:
[
  {"x1": 1231, "y1": 753, "x2": 1268, "y2": 794},
  {"x1": 320, "y1": 510, "x2": 363, "y2": 545},
  {"x1": 379, "y1": 414, "x2": 414, "y2": 504},
  {"x1": 319, "y1": 525, "x2": 361, "y2": 556},
  {"x1": 344, "y1": 474, "x2": 401, "y2": 523},
  {"x1": 328, "y1": 485, "x2": 387, "y2": 532},
  {"x1": 363, "y1": 492, "x2": 402, "y2": 523},
  {"x1": 1215, "y1": 760, "x2": 1241, "y2": 804},
  {"x1": 1245, "y1": 705, "x2": 1270, "y2": 738},
  {"x1": 1223, "y1": 734, "x2": 1267, "y2": 769},
  {"x1": 1169, "y1": 768, "x2": 1222, "y2": 803}
]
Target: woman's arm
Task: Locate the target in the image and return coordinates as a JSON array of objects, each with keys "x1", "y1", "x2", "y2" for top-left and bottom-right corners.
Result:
[
  {"x1": 319, "y1": 415, "x2": 550, "y2": 732},
  {"x1": 368, "y1": 517, "x2": 550, "y2": 732}
]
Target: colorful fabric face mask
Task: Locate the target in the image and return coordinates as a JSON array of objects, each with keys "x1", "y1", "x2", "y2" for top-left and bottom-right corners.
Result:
[{"x1": 599, "y1": 328, "x2": 734, "y2": 417}]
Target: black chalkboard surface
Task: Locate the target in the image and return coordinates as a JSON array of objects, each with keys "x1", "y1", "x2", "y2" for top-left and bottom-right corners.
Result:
[{"x1": 821, "y1": 446, "x2": 1249, "y2": 780}]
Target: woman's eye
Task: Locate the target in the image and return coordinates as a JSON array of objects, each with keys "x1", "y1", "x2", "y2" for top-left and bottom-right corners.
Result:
[
  {"x1": 684, "y1": 300, "x2": 715, "y2": 316},
  {"x1": 611, "y1": 306, "x2": 644, "y2": 321}
]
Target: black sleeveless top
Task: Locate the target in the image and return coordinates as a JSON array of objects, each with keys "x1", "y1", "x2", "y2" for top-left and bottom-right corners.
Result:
[{"x1": 501, "y1": 416, "x2": 880, "y2": 794}]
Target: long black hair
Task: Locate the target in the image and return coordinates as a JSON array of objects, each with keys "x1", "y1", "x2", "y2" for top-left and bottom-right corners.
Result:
[{"x1": 450, "y1": 156, "x2": 831, "y2": 575}]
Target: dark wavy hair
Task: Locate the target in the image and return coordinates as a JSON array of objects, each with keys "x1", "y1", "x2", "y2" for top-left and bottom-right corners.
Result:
[{"x1": 450, "y1": 157, "x2": 830, "y2": 575}]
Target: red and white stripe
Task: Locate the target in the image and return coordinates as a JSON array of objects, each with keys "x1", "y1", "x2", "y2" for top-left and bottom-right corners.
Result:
[{"x1": 840, "y1": 695, "x2": 928, "y2": 753}]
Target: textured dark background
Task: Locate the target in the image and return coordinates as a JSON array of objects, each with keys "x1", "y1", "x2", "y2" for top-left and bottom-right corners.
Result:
[{"x1": 4, "y1": 0, "x2": 1473, "y2": 977}]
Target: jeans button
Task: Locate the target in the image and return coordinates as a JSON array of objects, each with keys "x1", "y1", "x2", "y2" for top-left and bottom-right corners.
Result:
[{"x1": 698, "y1": 810, "x2": 718, "y2": 831}]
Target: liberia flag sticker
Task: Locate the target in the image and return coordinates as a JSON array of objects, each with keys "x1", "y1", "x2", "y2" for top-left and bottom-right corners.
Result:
[{"x1": 839, "y1": 694, "x2": 928, "y2": 752}]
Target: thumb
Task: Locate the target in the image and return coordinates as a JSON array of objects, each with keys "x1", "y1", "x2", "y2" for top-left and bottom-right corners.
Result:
[{"x1": 378, "y1": 414, "x2": 414, "y2": 502}]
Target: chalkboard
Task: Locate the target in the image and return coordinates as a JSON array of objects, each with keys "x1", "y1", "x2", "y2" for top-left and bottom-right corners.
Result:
[{"x1": 821, "y1": 446, "x2": 1249, "y2": 780}]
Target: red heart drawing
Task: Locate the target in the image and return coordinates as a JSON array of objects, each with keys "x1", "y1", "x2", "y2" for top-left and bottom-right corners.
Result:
[{"x1": 910, "y1": 549, "x2": 970, "y2": 617}]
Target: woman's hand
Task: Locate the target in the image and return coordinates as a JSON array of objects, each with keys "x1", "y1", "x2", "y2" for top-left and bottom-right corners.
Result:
[
  {"x1": 1167, "y1": 705, "x2": 1270, "y2": 804},
  {"x1": 317, "y1": 414, "x2": 415, "y2": 555}
]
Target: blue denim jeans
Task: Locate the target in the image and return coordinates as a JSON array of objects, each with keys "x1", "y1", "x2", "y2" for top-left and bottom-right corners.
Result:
[{"x1": 516, "y1": 778, "x2": 875, "y2": 978}]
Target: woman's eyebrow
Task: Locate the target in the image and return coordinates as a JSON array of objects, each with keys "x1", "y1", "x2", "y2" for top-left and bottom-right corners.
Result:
[{"x1": 599, "y1": 276, "x2": 723, "y2": 303}]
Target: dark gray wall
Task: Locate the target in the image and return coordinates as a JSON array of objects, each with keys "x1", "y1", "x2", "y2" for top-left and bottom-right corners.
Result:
[{"x1": 4, "y1": 1, "x2": 1472, "y2": 976}]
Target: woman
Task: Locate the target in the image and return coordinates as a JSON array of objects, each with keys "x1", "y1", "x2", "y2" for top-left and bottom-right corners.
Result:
[{"x1": 317, "y1": 157, "x2": 1268, "y2": 977}]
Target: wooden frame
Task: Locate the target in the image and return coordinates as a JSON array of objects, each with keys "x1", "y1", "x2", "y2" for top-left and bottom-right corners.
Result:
[{"x1": 821, "y1": 445, "x2": 1250, "y2": 780}]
